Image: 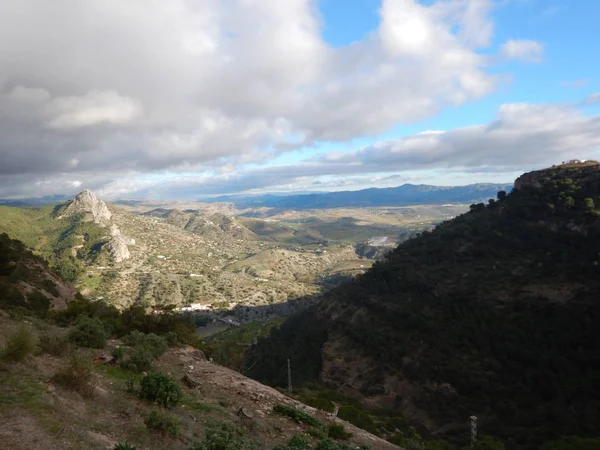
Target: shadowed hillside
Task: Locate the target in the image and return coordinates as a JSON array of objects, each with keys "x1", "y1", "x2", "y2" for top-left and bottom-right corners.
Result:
[{"x1": 244, "y1": 164, "x2": 600, "y2": 449}]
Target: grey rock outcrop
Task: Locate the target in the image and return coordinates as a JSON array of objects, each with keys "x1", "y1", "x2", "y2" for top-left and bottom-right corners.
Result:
[
  {"x1": 59, "y1": 189, "x2": 112, "y2": 223},
  {"x1": 103, "y1": 235, "x2": 131, "y2": 263},
  {"x1": 59, "y1": 190, "x2": 133, "y2": 263}
]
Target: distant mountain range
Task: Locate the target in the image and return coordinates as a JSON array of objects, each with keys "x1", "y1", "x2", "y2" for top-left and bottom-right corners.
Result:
[
  {"x1": 0, "y1": 194, "x2": 71, "y2": 207},
  {"x1": 206, "y1": 183, "x2": 513, "y2": 209}
]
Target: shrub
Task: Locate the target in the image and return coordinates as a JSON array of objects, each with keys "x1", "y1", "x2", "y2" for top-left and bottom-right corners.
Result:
[
  {"x1": 144, "y1": 409, "x2": 180, "y2": 437},
  {"x1": 114, "y1": 444, "x2": 138, "y2": 450},
  {"x1": 2, "y1": 326, "x2": 36, "y2": 362},
  {"x1": 122, "y1": 331, "x2": 168, "y2": 358},
  {"x1": 69, "y1": 316, "x2": 109, "y2": 348},
  {"x1": 139, "y1": 371, "x2": 183, "y2": 408},
  {"x1": 165, "y1": 331, "x2": 178, "y2": 346},
  {"x1": 187, "y1": 421, "x2": 255, "y2": 450},
  {"x1": 337, "y1": 406, "x2": 377, "y2": 435},
  {"x1": 120, "y1": 345, "x2": 154, "y2": 373},
  {"x1": 273, "y1": 404, "x2": 322, "y2": 428},
  {"x1": 327, "y1": 424, "x2": 352, "y2": 440},
  {"x1": 38, "y1": 332, "x2": 69, "y2": 356},
  {"x1": 52, "y1": 353, "x2": 95, "y2": 397},
  {"x1": 111, "y1": 346, "x2": 124, "y2": 361},
  {"x1": 272, "y1": 434, "x2": 310, "y2": 450}
]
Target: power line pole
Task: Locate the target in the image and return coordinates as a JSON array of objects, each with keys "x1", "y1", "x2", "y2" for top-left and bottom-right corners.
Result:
[
  {"x1": 470, "y1": 415, "x2": 478, "y2": 447},
  {"x1": 287, "y1": 358, "x2": 292, "y2": 395}
]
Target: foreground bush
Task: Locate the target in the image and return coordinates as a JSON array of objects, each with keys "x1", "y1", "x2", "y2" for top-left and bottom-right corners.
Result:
[
  {"x1": 114, "y1": 444, "x2": 138, "y2": 450},
  {"x1": 120, "y1": 345, "x2": 154, "y2": 373},
  {"x1": 327, "y1": 424, "x2": 351, "y2": 440},
  {"x1": 52, "y1": 353, "x2": 95, "y2": 397},
  {"x1": 122, "y1": 331, "x2": 168, "y2": 358},
  {"x1": 2, "y1": 325, "x2": 36, "y2": 362},
  {"x1": 144, "y1": 409, "x2": 180, "y2": 437},
  {"x1": 38, "y1": 332, "x2": 69, "y2": 356},
  {"x1": 273, "y1": 404, "x2": 322, "y2": 428},
  {"x1": 139, "y1": 371, "x2": 183, "y2": 408},
  {"x1": 187, "y1": 421, "x2": 255, "y2": 450},
  {"x1": 69, "y1": 316, "x2": 109, "y2": 348}
]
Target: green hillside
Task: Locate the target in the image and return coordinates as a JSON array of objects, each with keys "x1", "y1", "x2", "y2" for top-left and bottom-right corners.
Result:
[
  {"x1": 0, "y1": 204, "x2": 108, "y2": 282},
  {"x1": 244, "y1": 165, "x2": 600, "y2": 449}
]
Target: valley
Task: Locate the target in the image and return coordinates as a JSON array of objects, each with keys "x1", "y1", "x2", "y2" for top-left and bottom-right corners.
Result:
[{"x1": 0, "y1": 191, "x2": 468, "y2": 321}]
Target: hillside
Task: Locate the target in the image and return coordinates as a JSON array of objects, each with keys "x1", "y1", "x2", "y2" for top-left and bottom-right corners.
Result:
[
  {"x1": 0, "y1": 233, "x2": 76, "y2": 311},
  {"x1": 0, "y1": 240, "x2": 396, "y2": 450},
  {"x1": 208, "y1": 183, "x2": 512, "y2": 210},
  {"x1": 1, "y1": 191, "x2": 460, "y2": 312},
  {"x1": 244, "y1": 164, "x2": 600, "y2": 448}
]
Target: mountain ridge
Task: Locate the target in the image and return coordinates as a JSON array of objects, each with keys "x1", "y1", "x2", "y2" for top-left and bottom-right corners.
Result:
[{"x1": 206, "y1": 183, "x2": 513, "y2": 210}]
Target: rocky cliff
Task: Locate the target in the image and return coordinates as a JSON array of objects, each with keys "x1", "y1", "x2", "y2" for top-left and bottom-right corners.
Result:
[
  {"x1": 57, "y1": 189, "x2": 112, "y2": 223},
  {"x1": 57, "y1": 190, "x2": 133, "y2": 263}
]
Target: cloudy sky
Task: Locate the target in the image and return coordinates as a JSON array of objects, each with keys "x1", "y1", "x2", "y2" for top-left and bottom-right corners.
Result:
[{"x1": 1, "y1": 0, "x2": 599, "y2": 199}]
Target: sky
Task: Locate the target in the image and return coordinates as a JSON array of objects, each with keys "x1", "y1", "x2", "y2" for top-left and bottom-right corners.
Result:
[{"x1": 1, "y1": 0, "x2": 600, "y2": 199}]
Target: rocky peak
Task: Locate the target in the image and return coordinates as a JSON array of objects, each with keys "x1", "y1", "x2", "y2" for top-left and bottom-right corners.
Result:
[{"x1": 60, "y1": 189, "x2": 112, "y2": 223}]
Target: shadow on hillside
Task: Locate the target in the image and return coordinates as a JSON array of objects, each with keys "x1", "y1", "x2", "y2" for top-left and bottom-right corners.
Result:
[{"x1": 186, "y1": 294, "x2": 320, "y2": 331}]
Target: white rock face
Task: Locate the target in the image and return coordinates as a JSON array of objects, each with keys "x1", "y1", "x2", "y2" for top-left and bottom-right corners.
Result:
[
  {"x1": 61, "y1": 190, "x2": 133, "y2": 263},
  {"x1": 62, "y1": 189, "x2": 112, "y2": 223},
  {"x1": 103, "y1": 235, "x2": 131, "y2": 263}
]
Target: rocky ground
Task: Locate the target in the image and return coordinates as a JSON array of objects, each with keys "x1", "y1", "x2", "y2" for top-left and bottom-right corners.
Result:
[{"x1": 0, "y1": 315, "x2": 400, "y2": 450}]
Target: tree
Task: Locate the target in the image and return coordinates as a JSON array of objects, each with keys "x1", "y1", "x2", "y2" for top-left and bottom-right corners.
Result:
[{"x1": 497, "y1": 191, "x2": 507, "y2": 201}]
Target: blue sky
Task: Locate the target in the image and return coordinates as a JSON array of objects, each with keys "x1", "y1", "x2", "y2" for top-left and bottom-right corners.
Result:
[
  {"x1": 266, "y1": 0, "x2": 600, "y2": 186},
  {"x1": 1, "y1": 0, "x2": 600, "y2": 199}
]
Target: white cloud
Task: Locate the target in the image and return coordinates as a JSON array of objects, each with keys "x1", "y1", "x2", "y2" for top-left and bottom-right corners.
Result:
[
  {"x1": 46, "y1": 90, "x2": 142, "y2": 129},
  {"x1": 500, "y1": 39, "x2": 544, "y2": 63},
  {"x1": 0, "y1": 0, "x2": 561, "y2": 198},
  {"x1": 582, "y1": 93, "x2": 600, "y2": 105}
]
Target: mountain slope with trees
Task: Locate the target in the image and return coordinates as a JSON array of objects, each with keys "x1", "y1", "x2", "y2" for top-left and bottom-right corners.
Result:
[{"x1": 244, "y1": 164, "x2": 600, "y2": 448}]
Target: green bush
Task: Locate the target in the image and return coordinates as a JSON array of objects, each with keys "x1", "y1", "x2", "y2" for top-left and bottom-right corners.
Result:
[
  {"x1": 165, "y1": 331, "x2": 178, "y2": 346},
  {"x1": 144, "y1": 409, "x2": 180, "y2": 437},
  {"x1": 273, "y1": 404, "x2": 322, "y2": 428},
  {"x1": 114, "y1": 444, "x2": 138, "y2": 450},
  {"x1": 327, "y1": 424, "x2": 352, "y2": 440},
  {"x1": 52, "y1": 353, "x2": 95, "y2": 397},
  {"x1": 187, "y1": 421, "x2": 255, "y2": 450},
  {"x1": 273, "y1": 434, "x2": 309, "y2": 450},
  {"x1": 2, "y1": 326, "x2": 36, "y2": 362},
  {"x1": 38, "y1": 332, "x2": 69, "y2": 356},
  {"x1": 120, "y1": 345, "x2": 154, "y2": 373},
  {"x1": 111, "y1": 346, "x2": 124, "y2": 361},
  {"x1": 69, "y1": 316, "x2": 109, "y2": 348},
  {"x1": 122, "y1": 331, "x2": 168, "y2": 358},
  {"x1": 139, "y1": 371, "x2": 183, "y2": 408},
  {"x1": 336, "y1": 406, "x2": 377, "y2": 435}
]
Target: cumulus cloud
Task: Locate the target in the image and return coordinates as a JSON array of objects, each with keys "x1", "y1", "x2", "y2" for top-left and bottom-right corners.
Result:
[
  {"x1": 36, "y1": 99, "x2": 594, "y2": 200},
  {"x1": 500, "y1": 39, "x2": 544, "y2": 63},
  {"x1": 0, "y1": 0, "x2": 563, "y2": 199}
]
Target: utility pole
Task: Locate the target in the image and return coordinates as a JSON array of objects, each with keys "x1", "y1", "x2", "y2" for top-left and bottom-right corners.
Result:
[
  {"x1": 470, "y1": 415, "x2": 478, "y2": 447},
  {"x1": 287, "y1": 358, "x2": 292, "y2": 395}
]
